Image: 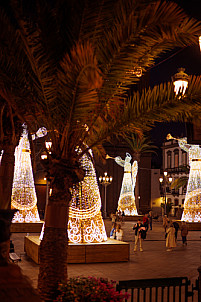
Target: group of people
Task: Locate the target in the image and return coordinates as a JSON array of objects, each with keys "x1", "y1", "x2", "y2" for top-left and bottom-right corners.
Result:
[
  {"x1": 110, "y1": 211, "x2": 189, "y2": 253},
  {"x1": 163, "y1": 215, "x2": 188, "y2": 251}
]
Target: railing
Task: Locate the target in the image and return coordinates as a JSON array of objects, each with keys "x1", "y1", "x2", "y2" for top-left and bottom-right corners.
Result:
[{"x1": 116, "y1": 277, "x2": 198, "y2": 302}]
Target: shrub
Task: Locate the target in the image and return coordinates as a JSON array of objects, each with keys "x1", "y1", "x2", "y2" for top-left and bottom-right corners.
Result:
[{"x1": 54, "y1": 276, "x2": 130, "y2": 301}]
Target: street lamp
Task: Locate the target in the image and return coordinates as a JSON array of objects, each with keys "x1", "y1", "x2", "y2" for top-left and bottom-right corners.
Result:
[
  {"x1": 99, "y1": 172, "x2": 113, "y2": 218},
  {"x1": 172, "y1": 68, "x2": 189, "y2": 96},
  {"x1": 159, "y1": 171, "x2": 172, "y2": 216}
]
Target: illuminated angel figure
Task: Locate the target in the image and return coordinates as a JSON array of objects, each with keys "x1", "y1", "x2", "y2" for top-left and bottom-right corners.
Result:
[
  {"x1": 68, "y1": 150, "x2": 107, "y2": 243},
  {"x1": 11, "y1": 124, "x2": 40, "y2": 223},
  {"x1": 114, "y1": 153, "x2": 138, "y2": 216},
  {"x1": 178, "y1": 137, "x2": 201, "y2": 222}
]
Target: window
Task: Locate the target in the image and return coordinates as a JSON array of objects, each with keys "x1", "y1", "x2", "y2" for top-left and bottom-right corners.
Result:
[
  {"x1": 167, "y1": 151, "x2": 172, "y2": 169},
  {"x1": 174, "y1": 199, "x2": 179, "y2": 206},
  {"x1": 174, "y1": 149, "x2": 179, "y2": 168},
  {"x1": 182, "y1": 151, "x2": 187, "y2": 166},
  {"x1": 182, "y1": 185, "x2": 187, "y2": 194}
]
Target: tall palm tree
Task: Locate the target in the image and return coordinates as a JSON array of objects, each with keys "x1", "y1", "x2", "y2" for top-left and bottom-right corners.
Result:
[
  {"x1": 1, "y1": 0, "x2": 201, "y2": 300},
  {"x1": 125, "y1": 133, "x2": 158, "y2": 163},
  {"x1": 124, "y1": 133, "x2": 158, "y2": 207}
]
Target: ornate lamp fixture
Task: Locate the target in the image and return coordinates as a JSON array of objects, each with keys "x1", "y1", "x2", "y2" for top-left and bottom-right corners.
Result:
[
  {"x1": 99, "y1": 172, "x2": 113, "y2": 218},
  {"x1": 159, "y1": 171, "x2": 172, "y2": 215},
  {"x1": 172, "y1": 68, "x2": 189, "y2": 96}
]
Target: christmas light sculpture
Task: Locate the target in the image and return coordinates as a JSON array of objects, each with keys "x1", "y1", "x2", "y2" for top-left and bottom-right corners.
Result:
[
  {"x1": 167, "y1": 134, "x2": 201, "y2": 223},
  {"x1": 108, "y1": 153, "x2": 138, "y2": 215},
  {"x1": 40, "y1": 149, "x2": 107, "y2": 243},
  {"x1": 11, "y1": 124, "x2": 40, "y2": 223},
  {"x1": 178, "y1": 138, "x2": 201, "y2": 222}
]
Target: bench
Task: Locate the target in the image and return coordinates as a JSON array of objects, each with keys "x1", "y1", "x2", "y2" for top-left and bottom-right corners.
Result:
[{"x1": 9, "y1": 253, "x2": 21, "y2": 263}]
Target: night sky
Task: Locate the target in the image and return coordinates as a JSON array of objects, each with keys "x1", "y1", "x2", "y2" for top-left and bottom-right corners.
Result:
[{"x1": 150, "y1": 0, "x2": 201, "y2": 167}]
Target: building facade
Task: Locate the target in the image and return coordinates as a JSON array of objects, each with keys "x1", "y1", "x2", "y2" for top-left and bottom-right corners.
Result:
[{"x1": 161, "y1": 138, "x2": 189, "y2": 216}]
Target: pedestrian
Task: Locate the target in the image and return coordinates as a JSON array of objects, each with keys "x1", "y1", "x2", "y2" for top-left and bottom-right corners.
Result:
[
  {"x1": 180, "y1": 221, "x2": 188, "y2": 245},
  {"x1": 111, "y1": 213, "x2": 116, "y2": 224},
  {"x1": 110, "y1": 222, "x2": 116, "y2": 239},
  {"x1": 133, "y1": 219, "x2": 146, "y2": 252},
  {"x1": 143, "y1": 213, "x2": 149, "y2": 231},
  {"x1": 162, "y1": 215, "x2": 169, "y2": 233},
  {"x1": 148, "y1": 210, "x2": 153, "y2": 230},
  {"x1": 122, "y1": 211, "x2": 125, "y2": 222},
  {"x1": 166, "y1": 223, "x2": 177, "y2": 251},
  {"x1": 116, "y1": 224, "x2": 123, "y2": 241},
  {"x1": 172, "y1": 221, "x2": 180, "y2": 240}
]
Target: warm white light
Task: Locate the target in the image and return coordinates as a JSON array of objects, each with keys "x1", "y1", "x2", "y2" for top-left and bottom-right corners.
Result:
[
  {"x1": 40, "y1": 149, "x2": 107, "y2": 243},
  {"x1": 179, "y1": 138, "x2": 201, "y2": 222},
  {"x1": 114, "y1": 153, "x2": 138, "y2": 216},
  {"x1": 41, "y1": 153, "x2": 48, "y2": 160},
  {"x1": 169, "y1": 177, "x2": 173, "y2": 183},
  {"x1": 45, "y1": 141, "x2": 52, "y2": 150},
  {"x1": 199, "y1": 36, "x2": 201, "y2": 51},
  {"x1": 173, "y1": 80, "x2": 188, "y2": 95},
  {"x1": 11, "y1": 124, "x2": 40, "y2": 223},
  {"x1": 172, "y1": 68, "x2": 189, "y2": 96},
  {"x1": 164, "y1": 171, "x2": 168, "y2": 177},
  {"x1": 159, "y1": 177, "x2": 163, "y2": 183}
]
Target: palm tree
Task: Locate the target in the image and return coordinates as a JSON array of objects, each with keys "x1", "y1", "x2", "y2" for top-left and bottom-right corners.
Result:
[
  {"x1": 1, "y1": 0, "x2": 201, "y2": 300},
  {"x1": 124, "y1": 133, "x2": 158, "y2": 208},
  {"x1": 125, "y1": 133, "x2": 158, "y2": 163},
  {"x1": 170, "y1": 165, "x2": 190, "y2": 190}
]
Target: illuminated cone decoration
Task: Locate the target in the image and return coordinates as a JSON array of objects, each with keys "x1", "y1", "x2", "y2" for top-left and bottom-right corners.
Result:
[{"x1": 11, "y1": 125, "x2": 40, "y2": 223}]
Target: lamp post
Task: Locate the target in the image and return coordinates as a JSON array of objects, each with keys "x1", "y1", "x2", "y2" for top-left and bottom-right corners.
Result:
[
  {"x1": 172, "y1": 68, "x2": 189, "y2": 96},
  {"x1": 99, "y1": 172, "x2": 113, "y2": 218},
  {"x1": 159, "y1": 171, "x2": 172, "y2": 216}
]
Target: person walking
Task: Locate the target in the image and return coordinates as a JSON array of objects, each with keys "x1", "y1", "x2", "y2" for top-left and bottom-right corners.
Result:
[
  {"x1": 180, "y1": 221, "x2": 188, "y2": 245},
  {"x1": 133, "y1": 219, "x2": 146, "y2": 252},
  {"x1": 166, "y1": 223, "x2": 177, "y2": 251}
]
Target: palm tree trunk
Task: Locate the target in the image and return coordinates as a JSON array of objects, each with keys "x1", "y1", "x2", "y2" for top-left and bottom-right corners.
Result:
[
  {"x1": 38, "y1": 195, "x2": 70, "y2": 301},
  {"x1": 0, "y1": 145, "x2": 15, "y2": 209}
]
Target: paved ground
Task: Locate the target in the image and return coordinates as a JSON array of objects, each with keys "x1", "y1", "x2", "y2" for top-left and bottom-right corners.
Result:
[{"x1": 11, "y1": 219, "x2": 201, "y2": 292}]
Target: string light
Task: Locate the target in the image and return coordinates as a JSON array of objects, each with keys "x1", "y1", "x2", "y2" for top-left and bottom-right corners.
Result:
[
  {"x1": 40, "y1": 149, "x2": 107, "y2": 243},
  {"x1": 178, "y1": 138, "x2": 201, "y2": 222},
  {"x1": 115, "y1": 153, "x2": 138, "y2": 215},
  {"x1": 11, "y1": 124, "x2": 40, "y2": 223}
]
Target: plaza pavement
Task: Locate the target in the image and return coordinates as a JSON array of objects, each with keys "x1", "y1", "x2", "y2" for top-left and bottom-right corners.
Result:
[{"x1": 11, "y1": 219, "x2": 201, "y2": 290}]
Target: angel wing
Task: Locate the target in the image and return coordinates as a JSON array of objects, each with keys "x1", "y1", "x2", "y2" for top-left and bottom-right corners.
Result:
[{"x1": 131, "y1": 160, "x2": 138, "y2": 189}]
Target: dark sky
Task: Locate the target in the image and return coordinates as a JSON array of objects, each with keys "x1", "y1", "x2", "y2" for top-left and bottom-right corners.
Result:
[{"x1": 150, "y1": 0, "x2": 201, "y2": 167}]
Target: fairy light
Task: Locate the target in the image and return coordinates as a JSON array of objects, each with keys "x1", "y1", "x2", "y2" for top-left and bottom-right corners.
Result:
[
  {"x1": 178, "y1": 138, "x2": 201, "y2": 222},
  {"x1": 11, "y1": 124, "x2": 40, "y2": 223},
  {"x1": 40, "y1": 149, "x2": 107, "y2": 243}
]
